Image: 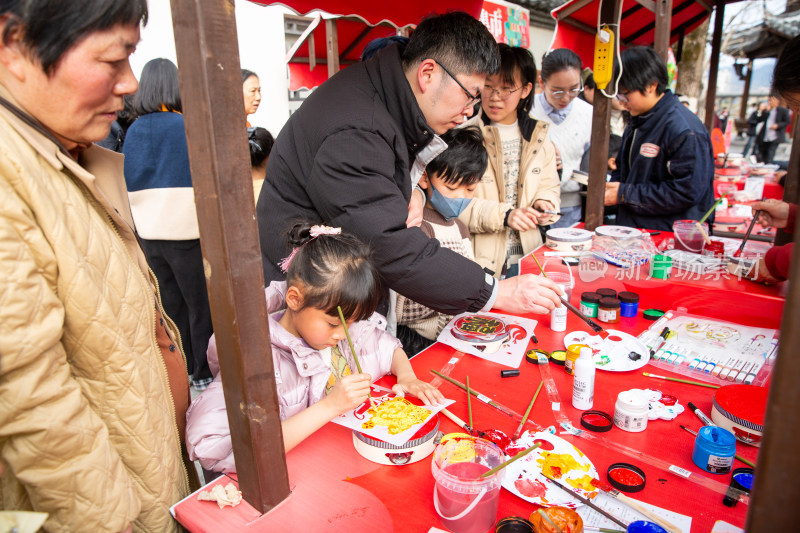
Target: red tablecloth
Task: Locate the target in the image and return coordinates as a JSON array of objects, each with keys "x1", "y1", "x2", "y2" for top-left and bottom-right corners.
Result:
[
  {"x1": 173, "y1": 239, "x2": 783, "y2": 532},
  {"x1": 713, "y1": 179, "x2": 784, "y2": 200}
]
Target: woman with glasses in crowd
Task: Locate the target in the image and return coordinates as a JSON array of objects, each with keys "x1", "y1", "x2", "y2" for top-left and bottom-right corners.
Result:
[
  {"x1": 461, "y1": 44, "x2": 561, "y2": 278},
  {"x1": 531, "y1": 49, "x2": 593, "y2": 228}
]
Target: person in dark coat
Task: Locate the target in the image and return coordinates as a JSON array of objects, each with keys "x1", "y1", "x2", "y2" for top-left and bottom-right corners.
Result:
[
  {"x1": 604, "y1": 47, "x2": 715, "y2": 231},
  {"x1": 756, "y1": 96, "x2": 791, "y2": 164},
  {"x1": 256, "y1": 12, "x2": 562, "y2": 318},
  {"x1": 743, "y1": 101, "x2": 768, "y2": 159}
]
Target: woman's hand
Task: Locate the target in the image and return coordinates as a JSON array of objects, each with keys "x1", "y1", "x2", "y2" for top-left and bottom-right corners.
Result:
[
  {"x1": 531, "y1": 199, "x2": 557, "y2": 224},
  {"x1": 393, "y1": 378, "x2": 445, "y2": 406},
  {"x1": 325, "y1": 373, "x2": 372, "y2": 415},
  {"x1": 507, "y1": 207, "x2": 540, "y2": 231}
]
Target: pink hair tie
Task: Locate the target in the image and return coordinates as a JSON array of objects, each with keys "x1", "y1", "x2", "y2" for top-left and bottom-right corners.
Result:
[{"x1": 278, "y1": 225, "x2": 342, "y2": 272}]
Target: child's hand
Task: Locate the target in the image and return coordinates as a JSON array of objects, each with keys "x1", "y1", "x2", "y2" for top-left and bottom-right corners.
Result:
[
  {"x1": 393, "y1": 378, "x2": 445, "y2": 406},
  {"x1": 327, "y1": 373, "x2": 373, "y2": 415}
]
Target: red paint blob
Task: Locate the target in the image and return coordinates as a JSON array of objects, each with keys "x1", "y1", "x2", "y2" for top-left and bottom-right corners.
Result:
[
  {"x1": 609, "y1": 466, "x2": 644, "y2": 487},
  {"x1": 515, "y1": 476, "x2": 547, "y2": 498},
  {"x1": 660, "y1": 394, "x2": 678, "y2": 406},
  {"x1": 533, "y1": 438, "x2": 556, "y2": 451},
  {"x1": 582, "y1": 413, "x2": 611, "y2": 426},
  {"x1": 482, "y1": 429, "x2": 511, "y2": 451},
  {"x1": 608, "y1": 335, "x2": 623, "y2": 342}
]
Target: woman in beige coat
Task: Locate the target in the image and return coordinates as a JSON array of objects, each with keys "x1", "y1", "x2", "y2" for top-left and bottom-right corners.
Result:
[
  {"x1": 460, "y1": 45, "x2": 561, "y2": 278},
  {"x1": 0, "y1": 2, "x2": 195, "y2": 532}
]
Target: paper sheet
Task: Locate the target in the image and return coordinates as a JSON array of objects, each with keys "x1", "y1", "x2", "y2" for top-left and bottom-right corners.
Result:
[
  {"x1": 577, "y1": 493, "x2": 692, "y2": 533},
  {"x1": 437, "y1": 312, "x2": 537, "y2": 368},
  {"x1": 711, "y1": 520, "x2": 744, "y2": 533}
]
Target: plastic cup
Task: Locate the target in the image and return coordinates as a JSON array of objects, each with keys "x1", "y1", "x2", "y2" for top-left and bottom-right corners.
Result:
[
  {"x1": 672, "y1": 220, "x2": 708, "y2": 254},
  {"x1": 432, "y1": 438, "x2": 504, "y2": 533}
]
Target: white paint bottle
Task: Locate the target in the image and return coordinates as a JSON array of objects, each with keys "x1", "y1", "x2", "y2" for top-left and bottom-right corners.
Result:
[
  {"x1": 572, "y1": 347, "x2": 595, "y2": 410},
  {"x1": 613, "y1": 390, "x2": 649, "y2": 432}
]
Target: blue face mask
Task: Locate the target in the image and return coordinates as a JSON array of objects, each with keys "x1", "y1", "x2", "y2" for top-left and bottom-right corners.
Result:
[{"x1": 428, "y1": 186, "x2": 472, "y2": 221}]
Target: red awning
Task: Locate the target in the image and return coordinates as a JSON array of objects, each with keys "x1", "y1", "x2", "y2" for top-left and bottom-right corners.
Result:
[
  {"x1": 249, "y1": 0, "x2": 485, "y2": 91},
  {"x1": 550, "y1": 0, "x2": 713, "y2": 67}
]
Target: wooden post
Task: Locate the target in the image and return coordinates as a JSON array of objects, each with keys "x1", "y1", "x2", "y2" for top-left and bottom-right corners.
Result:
[
  {"x1": 653, "y1": 0, "x2": 673, "y2": 63},
  {"x1": 585, "y1": 0, "x2": 622, "y2": 230},
  {"x1": 326, "y1": 18, "x2": 340, "y2": 78},
  {"x1": 170, "y1": 0, "x2": 290, "y2": 512},
  {"x1": 746, "y1": 161, "x2": 800, "y2": 527},
  {"x1": 739, "y1": 60, "x2": 753, "y2": 120},
  {"x1": 704, "y1": 0, "x2": 725, "y2": 131}
]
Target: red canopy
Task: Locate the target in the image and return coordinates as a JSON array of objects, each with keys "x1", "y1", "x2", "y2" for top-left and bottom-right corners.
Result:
[
  {"x1": 249, "y1": 0, "x2": 485, "y2": 91},
  {"x1": 249, "y1": 0, "x2": 483, "y2": 28},
  {"x1": 550, "y1": 0, "x2": 712, "y2": 67}
]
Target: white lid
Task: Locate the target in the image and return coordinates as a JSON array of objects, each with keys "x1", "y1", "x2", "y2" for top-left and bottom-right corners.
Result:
[
  {"x1": 594, "y1": 225, "x2": 642, "y2": 239},
  {"x1": 546, "y1": 228, "x2": 594, "y2": 242}
]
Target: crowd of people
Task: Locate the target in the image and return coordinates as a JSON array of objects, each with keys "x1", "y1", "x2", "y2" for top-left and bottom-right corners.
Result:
[{"x1": 0, "y1": 0, "x2": 797, "y2": 531}]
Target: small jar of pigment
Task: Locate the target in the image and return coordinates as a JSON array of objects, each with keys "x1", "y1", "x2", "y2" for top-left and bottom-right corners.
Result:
[
  {"x1": 618, "y1": 291, "x2": 639, "y2": 317},
  {"x1": 580, "y1": 292, "x2": 600, "y2": 318},
  {"x1": 692, "y1": 425, "x2": 736, "y2": 474},
  {"x1": 597, "y1": 297, "x2": 621, "y2": 324}
]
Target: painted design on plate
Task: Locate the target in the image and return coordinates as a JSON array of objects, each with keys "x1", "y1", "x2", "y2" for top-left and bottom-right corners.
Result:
[
  {"x1": 563, "y1": 330, "x2": 649, "y2": 372},
  {"x1": 438, "y1": 312, "x2": 538, "y2": 368},
  {"x1": 502, "y1": 431, "x2": 598, "y2": 508},
  {"x1": 360, "y1": 397, "x2": 430, "y2": 435}
]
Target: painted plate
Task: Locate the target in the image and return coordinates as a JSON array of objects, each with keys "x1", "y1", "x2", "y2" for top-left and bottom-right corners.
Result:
[
  {"x1": 502, "y1": 431, "x2": 598, "y2": 508},
  {"x1": 563, "y1": 330, "x2": 650, "y2": 372}
]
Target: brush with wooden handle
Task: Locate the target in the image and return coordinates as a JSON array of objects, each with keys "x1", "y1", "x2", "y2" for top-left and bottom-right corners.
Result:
[{"x1": 590, "y1": 477, "x2": 682, "y2": 533}]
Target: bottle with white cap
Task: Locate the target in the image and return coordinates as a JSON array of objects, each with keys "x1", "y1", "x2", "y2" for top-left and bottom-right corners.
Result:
[{"x1": 572, "y1": 347, "x2": 595, "y2": 410}]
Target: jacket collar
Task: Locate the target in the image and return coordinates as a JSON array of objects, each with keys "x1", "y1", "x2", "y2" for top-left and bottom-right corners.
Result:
[
  {"x1": 480, "y1": 107, "x2": 540, "y2": 142},
  {"x1": 366, "y1": 44, "x2": 435, "y2": 160}
]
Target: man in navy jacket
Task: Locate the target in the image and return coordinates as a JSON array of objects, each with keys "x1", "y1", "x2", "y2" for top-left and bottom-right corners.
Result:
[
  {"x1": 257, "y1": 12, "x2": 563, "y2": 317},
  {"x1": 605, "y1": 47, "x2": 715, "y2": 232}
]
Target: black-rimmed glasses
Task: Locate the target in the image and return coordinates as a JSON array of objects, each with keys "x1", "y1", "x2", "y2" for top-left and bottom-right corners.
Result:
[
  {"x1": 482, "y1": 86, "x2": 524, "y2": 100},
  {"x1": 428, "y1": 58, "x2": 482, "y2": 107}
]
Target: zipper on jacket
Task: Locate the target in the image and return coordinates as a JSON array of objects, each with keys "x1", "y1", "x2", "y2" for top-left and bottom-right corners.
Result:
[
  {"x1": 81, "y1": 180, "x2": 191, "y2": 496},
  {"x1": 627, "y1": 129, "x2": 638, "y2": 169}
]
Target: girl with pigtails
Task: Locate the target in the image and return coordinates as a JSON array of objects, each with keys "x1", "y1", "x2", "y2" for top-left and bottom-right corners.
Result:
[{"x1": 186, "y1": 222, "x2": 442, "y2": 475}]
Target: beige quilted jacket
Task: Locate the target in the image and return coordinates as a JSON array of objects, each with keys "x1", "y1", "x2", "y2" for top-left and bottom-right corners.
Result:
[{"x1": 0, "y1": 87, "x2": 190, "y2": 532}]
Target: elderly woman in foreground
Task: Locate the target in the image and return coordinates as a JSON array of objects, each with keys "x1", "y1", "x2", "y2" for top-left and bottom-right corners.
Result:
[{"x1": 0, "y1": 1, "x2": 195, "y2": 531}]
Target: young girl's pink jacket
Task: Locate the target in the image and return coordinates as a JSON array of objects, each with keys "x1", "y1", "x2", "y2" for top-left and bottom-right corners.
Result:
[{"x1": 185, "y1": 281, "x2": 400, "y2": 473}]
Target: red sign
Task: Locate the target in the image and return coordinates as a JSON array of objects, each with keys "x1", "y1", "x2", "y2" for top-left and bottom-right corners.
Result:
[{"x1": 480, "y1": 0, "x2": 531, "y2": 48}]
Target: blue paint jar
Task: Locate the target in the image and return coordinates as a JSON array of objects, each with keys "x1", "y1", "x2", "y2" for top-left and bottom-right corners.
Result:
[
  {"x1": 618, "y1": 291, "x2": 639, "y2": 317},
  {"x1": 627, "y1": 521, "x2": 668, "y2": 533},
  {"x1": 692, "y1": 425, "x2": 736, "y2": 474}
]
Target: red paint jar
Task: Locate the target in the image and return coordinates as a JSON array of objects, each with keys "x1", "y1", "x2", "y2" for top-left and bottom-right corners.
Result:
[{"x1": 702, "y1": 241, "x2": 726, "y2": 258}]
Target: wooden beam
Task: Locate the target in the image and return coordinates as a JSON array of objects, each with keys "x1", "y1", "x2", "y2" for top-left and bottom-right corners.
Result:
[
  {"x1": 339, "y1": 25, "x2": 373, "y2": 62},
  {"x1": 704, "y1": 0, "x2": 725, "y2": 131},
  {"x1": 556, "y1": 0, "x2": 597, "y2": 21},
  {"x1": 746, "y1": 158, "x2": 800, "y2": 527},
  {"x1": 739, "y1": 60, "x2": 753, "y2": 120},
  {"x1": 309, "y1": 32, "x2": 316, "y2": 71},
  {"x1": 585, "y1": 0, "x2": 622, "y2": 231},
  {"x1": 326, "y1": 18, "x2": 340, "y2": 78},
  {"x1": 626, "y1": 0, "x2": 693, "y2": 44},
  {"x1": 654, "y1": 0, "x2": 674, "y2": 62},
  {"x1": 169, "y1": 0, "x2": 289, "y2": 512},
  {"x1": 634, "y1": 0, "x2": 656, "y2": 13}
]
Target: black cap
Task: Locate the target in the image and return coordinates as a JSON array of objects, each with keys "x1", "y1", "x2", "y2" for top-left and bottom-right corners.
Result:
[
  {"x1": 581, "y1": 292, "x2": 601, "y2": 304},
  {"x1": 599, "y1": 297, "x2": 621, "y2": 309},
  {"x1": 618, "y1": 291, "x2": 639, "y2": 303}
]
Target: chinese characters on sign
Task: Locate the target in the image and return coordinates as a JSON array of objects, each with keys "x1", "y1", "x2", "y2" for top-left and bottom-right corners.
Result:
[{"x1": 480, "y1": 0, "x2": 530, "y2": 48}]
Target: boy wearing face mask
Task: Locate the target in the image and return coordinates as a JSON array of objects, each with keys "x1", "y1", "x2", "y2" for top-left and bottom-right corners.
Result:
[{"x1": 395, "y1": 126, "x2": 488, "y2": 355}]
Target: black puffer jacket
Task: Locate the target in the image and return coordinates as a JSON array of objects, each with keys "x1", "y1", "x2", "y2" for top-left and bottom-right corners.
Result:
[{"x1": 257, "y1": 44, "x2": 493, "y2": 314}]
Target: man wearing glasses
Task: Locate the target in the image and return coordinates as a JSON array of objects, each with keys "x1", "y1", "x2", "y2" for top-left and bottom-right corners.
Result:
[
  {"x1": 257, "y1": 12, "x2": 564, "y2": 325},
  {"x1": 604, "y1": 46, "x2": 714, "y2": 231}
]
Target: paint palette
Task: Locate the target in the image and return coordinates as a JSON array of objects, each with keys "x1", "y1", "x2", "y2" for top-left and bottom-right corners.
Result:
[
  {"x1": 563, "y1": 330, "x2": 649, "y2": 372},
  {"x1": 502, "y1": 431, "x2": 598, "y2": 508}
]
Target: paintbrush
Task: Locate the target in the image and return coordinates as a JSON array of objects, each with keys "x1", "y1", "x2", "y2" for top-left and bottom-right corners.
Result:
[
  {"x1": 589, "y1": 477, "x2": 682, "y2": 533},
  {"x1": 583, "y1": 527, "x2": 626, "y2": 533},
  {"x1": 439, "y1": 408, "x2": 486, "y2": 437},
  {"x1": 542, "y1": 475, "x2": 628, "y2": 529},
  {"x1": 529, "y1": 253, "x2": 608, "y2": 338},
  {"x1": 695, "y1": 221, "x2": 713, "y2": 246},
  {"x1": 480, "y1": 442, "x2": 541, "y2": 478},
  {"x1": 536, "y1": 508, "x2": 565, "y2": 533},
  {"x1": 642, "y1": 372, "x2": 720, "y2": 389},
  {"x1": 679, "y1": 425, "x2": 756, "y2": 468},
  {"x1": 698, "y1": 194, "x2": 727, "y2": 225},
  {"x1": 734, "y1": 209, "x2": 762, "y2": 258},
  {"x1": 512, "y1": 381, "x2": 543, "y2": 440},
  {"x1": 337, "y1": 305, "x2": 375, "y2": 407},
  {"x1": 430, "y1": 370, "x2": 515, "y2": 417},
  {"x1": 466, "y1": 376, "x2": 473, "y2": 436}
]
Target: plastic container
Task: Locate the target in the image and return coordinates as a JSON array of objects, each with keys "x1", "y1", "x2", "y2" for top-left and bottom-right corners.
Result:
[
  {"x1": 597, "y1": 297, "x2": 621, "y2": 324},
  {"x1": 579, "y1": 292, "x2": 600, "y2": 318},
  {"x1": 432, "y1": 438, "x2": 505, "y2": 533},
  {"x1": 495, "y1": 516, "x2": 534, "y2": 533},
  {"x1": 545, "y1": 268, "x2": 572, "y2": 333},
  {"x1": 649, "y1": 254, "x2": 672, "y2": 279},
  {"x1": 564, "y1": 344, "x2": 585, "y2": 376},
  {"x1": 614, "y1": 391, "x2": 648, "y2": 433},
  {"x1": 529, "y1": 507, "x2": 583, "y2": 533},
  {"x1": 673, "y1": 220, "x2": 708, "y2": 253},
  {"x1": 702, "y1": 240, "x2": 726, "y2": 258},
  {"x1": 618, "y1": 291, "x2": 639, "y2": 317},
  {"x1": 627, "y1": 521, "x2": 668, "y2": 533},
  {"x1": 692, "y1": 425, "x2": 736, "y2": 474},
  {"x1": 572, "y1": 347, "x2": 595, "y2": 410}
]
